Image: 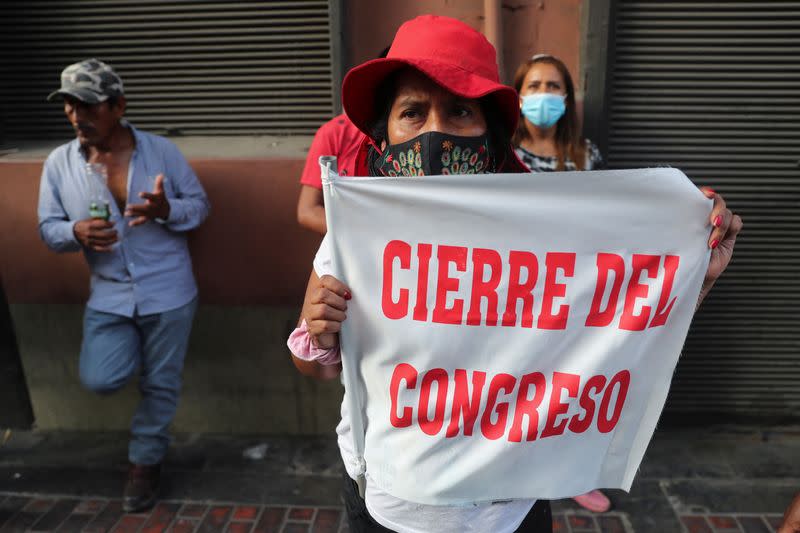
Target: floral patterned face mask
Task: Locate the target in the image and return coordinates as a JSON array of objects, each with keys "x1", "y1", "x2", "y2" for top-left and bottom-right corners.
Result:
[{"x1": 374, "y1": 131, "x2": 495, "y2": 177}]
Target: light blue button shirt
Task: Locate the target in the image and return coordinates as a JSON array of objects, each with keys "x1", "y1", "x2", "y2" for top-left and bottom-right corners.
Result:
[{"x1": 38, "y1": 123, "x2": 210, "y2": 317}]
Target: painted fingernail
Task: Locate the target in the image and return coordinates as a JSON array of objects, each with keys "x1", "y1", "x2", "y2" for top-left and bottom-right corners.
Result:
[
  {"x1": 706, "y1": 188, "x2": 716, "y2": 195},
  {"x1": 344, "y1": 290, "x2": 352, "y2": 300},
  {"x1": 710, "y1": 239, "x2": 719, "y2": 249},
  {"x1": 713, "y1": 215, "x2": 722, "y2": 227}
]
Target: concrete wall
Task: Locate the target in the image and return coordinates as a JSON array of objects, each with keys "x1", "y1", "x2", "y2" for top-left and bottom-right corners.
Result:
[{"x1": 0, "y1": 159, "x2": 342, "y2": 434}]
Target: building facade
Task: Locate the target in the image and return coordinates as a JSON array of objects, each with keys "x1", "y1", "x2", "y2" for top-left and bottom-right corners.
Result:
[{"x1": 0, "y1": 0, "x2": 797, "y2": 432}]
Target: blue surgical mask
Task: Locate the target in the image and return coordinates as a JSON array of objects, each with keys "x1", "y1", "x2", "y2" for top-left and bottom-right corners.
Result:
[{"x1": 521, "y1": 93, "x2": 566, "y2": 129}]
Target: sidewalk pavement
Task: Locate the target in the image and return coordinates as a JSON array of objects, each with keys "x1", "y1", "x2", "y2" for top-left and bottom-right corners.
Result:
[{"x1": 0, "y1": 424, "x2": 797, "y2": 532}]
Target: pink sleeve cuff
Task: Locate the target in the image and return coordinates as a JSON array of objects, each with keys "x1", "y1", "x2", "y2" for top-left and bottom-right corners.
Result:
[{"x1": 287, "y1": 320, "x2": 341, "y2": 366}]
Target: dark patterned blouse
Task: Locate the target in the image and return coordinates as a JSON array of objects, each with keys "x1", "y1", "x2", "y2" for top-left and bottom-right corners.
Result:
[{"x1": 515, "y1": 139, "x2": 605, "y2": 172}]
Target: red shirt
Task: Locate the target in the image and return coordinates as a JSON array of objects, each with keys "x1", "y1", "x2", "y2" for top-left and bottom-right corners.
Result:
[{"x1": 299, "y1": 113, "x2": 366, "y2": 188}]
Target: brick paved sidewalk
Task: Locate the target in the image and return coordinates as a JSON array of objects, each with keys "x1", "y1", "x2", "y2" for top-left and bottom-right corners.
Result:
[
  {"x1": 0, "y1": 494, "x2": 790, "y2": 532},
  {"x1": 1, "y1": 497, "x2": 343, "y2": 533},
  {"x1": 677, "y1": 513, "x2": 784, "y2": 533},
  {"x1": 0, "y1": 495, "x2": 640, "y2": 533},
  {"x1": 1, "y1": 426, "x2": 797, "y2": 532}
]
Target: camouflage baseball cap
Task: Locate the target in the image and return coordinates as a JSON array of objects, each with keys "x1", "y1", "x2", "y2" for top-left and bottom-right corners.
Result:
[{"x1": 47, "y1": 58, "x2": 124, "y2": 104}]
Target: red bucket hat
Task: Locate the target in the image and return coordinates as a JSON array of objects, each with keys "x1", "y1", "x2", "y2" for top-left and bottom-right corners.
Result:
[{"x1": 342, "y1": 15, "x2": 519, "y2": 141}]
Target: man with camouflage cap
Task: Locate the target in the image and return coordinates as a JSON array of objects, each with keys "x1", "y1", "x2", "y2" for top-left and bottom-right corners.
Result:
[
  {"x1": 47, "y1": 58, "x2": 125, "y2": 107},
  {"x1": 38, "y1": 59, "x2": 210, "y2": 512}
]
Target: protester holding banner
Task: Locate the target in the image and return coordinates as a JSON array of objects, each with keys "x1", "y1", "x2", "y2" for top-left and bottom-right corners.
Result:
[
  {"x1": 291, "y1": 15, "x2": 550, "y2": 533},
  {"x1": 512, "y1": 54, "x2": 603, "y2": 173},
  {"x1": 288, "y1": 14, "x2": 742, "y2": 533},
  {"x1": 512, "y1": 53, "x2": 610, "y2": 513}
]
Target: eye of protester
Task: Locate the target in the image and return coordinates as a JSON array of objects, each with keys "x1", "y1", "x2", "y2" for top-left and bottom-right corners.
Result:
[{"x1": 453, "y1": 105, "x2": 472, "y2": 118}]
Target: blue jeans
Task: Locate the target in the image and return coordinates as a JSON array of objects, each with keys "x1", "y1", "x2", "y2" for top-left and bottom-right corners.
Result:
[{"x1": 79, "y1": 297, "x2": 197, "y2": 465}]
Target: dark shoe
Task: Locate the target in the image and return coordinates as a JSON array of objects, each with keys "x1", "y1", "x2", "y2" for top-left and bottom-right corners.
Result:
[{"x1": 122, "y1": 463, "x2": 161, "y2": 513}]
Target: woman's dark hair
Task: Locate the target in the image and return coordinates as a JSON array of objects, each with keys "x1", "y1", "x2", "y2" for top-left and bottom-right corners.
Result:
[
  {"x1": 479, "y1": 96, "x2": 512, "y2": 172},
  {"x1": 368, "y1": 68, "x2": 513, "y2": 172},
  {"x1": 369, "y1": 70, "x2": 399, "y2": 146},
  {"x1": 512, "y1": 55, "x2": 586, "y2": 171}
]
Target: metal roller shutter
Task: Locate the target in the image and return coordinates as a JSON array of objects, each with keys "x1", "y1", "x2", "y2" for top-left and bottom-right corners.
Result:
[
  {"x1": 0, "y1": 0, "x2": 340, "y2": 138},
  {"x1": 606, "y1": 0, "x2": 800, "y2": 417}
]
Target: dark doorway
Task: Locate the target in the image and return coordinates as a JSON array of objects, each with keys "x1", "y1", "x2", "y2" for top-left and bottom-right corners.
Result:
[{"x1": 0, "y1": 278, "x2": 34, "y2": 428}]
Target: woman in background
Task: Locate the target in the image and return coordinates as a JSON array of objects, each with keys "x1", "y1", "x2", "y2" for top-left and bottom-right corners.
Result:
[{"x1": 513, "y1": 54, "x2": 603, "y2": 173}]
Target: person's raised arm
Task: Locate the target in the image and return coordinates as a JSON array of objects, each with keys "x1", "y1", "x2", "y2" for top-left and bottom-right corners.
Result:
[
  {"x1": 127, "y1": 141, "x2": 209, "y2": 231},
  {"x1": 289, "y1": 270, "x2": 351, "y2": 380},
  {"x1": 696, "y1": 187, "x2": 743, "y2": 309}
]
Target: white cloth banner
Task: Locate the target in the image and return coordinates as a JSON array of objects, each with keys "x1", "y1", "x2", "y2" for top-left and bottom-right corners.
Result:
[{"x1": 322, "y1": 167, "x2": 711, "y2": 505}]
